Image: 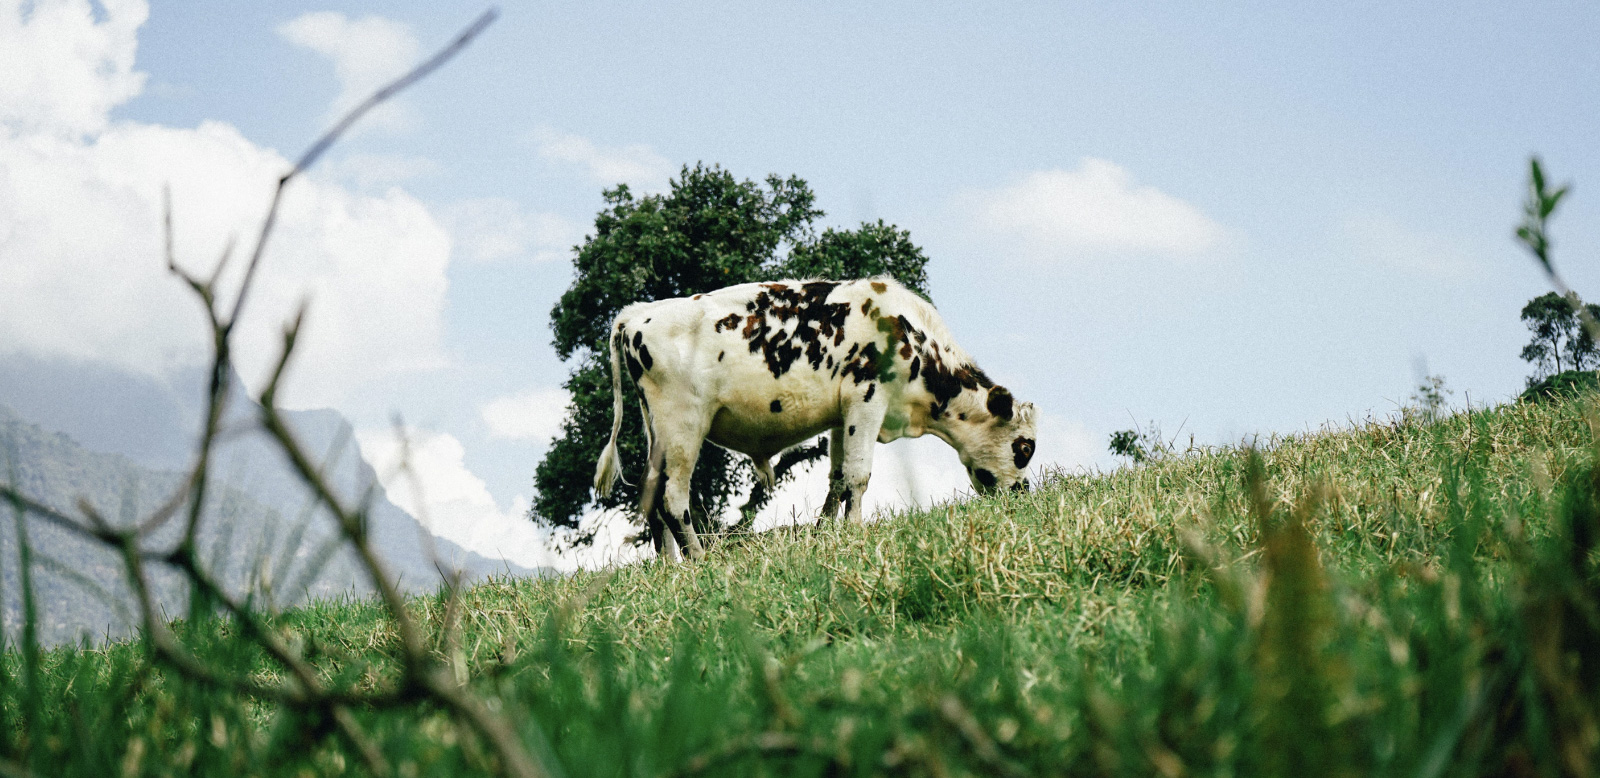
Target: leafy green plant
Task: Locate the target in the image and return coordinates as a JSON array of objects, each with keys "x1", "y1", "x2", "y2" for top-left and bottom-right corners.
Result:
[
  {"x1": 1109, "y1": 421, "x2": 1177, "y2": 464},
  {"x1": 1408, "y1": 373, "x2": 1453, "y2": 421}
]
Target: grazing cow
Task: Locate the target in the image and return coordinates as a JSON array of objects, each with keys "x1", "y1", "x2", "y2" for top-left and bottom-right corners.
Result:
[{"x1": 593, "y1": 277, "x2": 1037, "y2": 560}]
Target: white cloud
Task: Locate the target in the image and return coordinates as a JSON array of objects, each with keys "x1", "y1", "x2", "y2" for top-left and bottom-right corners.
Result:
[
  {"x1": 1344, "y1": 214, "x2": 1478, "y2": 276},
  {"x1": 481, "y1": 387, "x2": 569, "y2": 443},
  {"x1": 356, "y1": 426, "x2": 556, "y2": 571},
  {"x1": 532, "y1": 126, "x2": 674, "y2": 193},
  {"x1": 443, "y1": 198, "x2": 585, "y2": 264},
  {"x1": 0, "y1": 2, "x2": 452, "y2": 410},
  {"x1": 970, "y1": 158, "x2": 1227, "y2": 259},
  {"x1": 277, "y1": 11, "x2": 420, "y2": 130},
  {"x1": 358, "y1": 425, "x2": 646, "y2": 574},
  {"x1": 0, "y1": 0, "x2": 147, "y2": 137}
]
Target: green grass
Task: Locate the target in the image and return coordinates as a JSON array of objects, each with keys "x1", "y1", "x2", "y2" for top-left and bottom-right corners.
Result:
[{"x1": 4, "y1": 393, "x2": 1600, "y2": 777}]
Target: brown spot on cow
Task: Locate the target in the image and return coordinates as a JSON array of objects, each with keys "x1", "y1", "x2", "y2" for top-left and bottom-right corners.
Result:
[
  {"x1": 870, "y1": 281, "x2": 887, "y2": 293},
  {"x1": 986, "y1": 386, "x2": 1014, "y2": 422},
  {"x1": 714, "y1": 313, "x2": 741, "y2": 332},
  {"x1": 921, "y1": 350, "x2": 993, "y2": 419},
  {"x1": 770, "y1": 399, "x2": 783, "y2": 413},
  {"x1": 840, "y1": 342, "x2": 882, "y2": 385},
  {"x1": 733, "y1": 281, "x2": 851, "y2": 379}
]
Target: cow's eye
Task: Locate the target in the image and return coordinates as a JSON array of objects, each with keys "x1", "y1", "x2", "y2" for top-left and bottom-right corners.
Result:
[{"x1": 1012, "y1": 437, "x2": 1035, "y2": 468}]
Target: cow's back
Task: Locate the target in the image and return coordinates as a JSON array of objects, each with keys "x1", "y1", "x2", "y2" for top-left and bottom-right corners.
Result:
[{"x1": 615, "y1": 278, "x2": 940, "y2": 457}]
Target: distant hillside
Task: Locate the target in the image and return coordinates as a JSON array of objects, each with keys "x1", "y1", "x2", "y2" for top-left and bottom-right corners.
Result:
[
  {"x1": 0, "y1": 355, "x2": 548, "y2": 646},
  {"x1": 0, "y1": 403, "x2": 370, "y2": 645}
]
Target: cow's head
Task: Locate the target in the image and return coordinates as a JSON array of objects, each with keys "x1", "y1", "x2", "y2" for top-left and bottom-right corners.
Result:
[{"x1": 949, "y1": 385, "x2": 1037, "y2": 495}]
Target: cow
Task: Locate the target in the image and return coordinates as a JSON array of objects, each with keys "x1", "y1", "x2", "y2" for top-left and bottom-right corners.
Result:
[{"x1": 592, "y1": 277, "x2": 1037, "y2": 561}]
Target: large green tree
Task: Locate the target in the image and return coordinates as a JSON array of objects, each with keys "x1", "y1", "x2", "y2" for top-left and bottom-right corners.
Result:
[{"x1": 532, "y1": 164, "x2": 931, "y2": 545}]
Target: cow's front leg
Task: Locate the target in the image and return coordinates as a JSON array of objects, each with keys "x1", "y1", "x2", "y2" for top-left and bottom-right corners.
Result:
[
  {"x1": 820, "y1": 426, "x2": 846, "y2": 520},
  {"x1": 838, "y1": 400, "x2": 887, "y2": 523}
]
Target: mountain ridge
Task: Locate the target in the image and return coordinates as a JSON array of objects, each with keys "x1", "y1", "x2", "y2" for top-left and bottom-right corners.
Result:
[{"x1": 0, "y1": 354, "x2": 550, "y2": 645}]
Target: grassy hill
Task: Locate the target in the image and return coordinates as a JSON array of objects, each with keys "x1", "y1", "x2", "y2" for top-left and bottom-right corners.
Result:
[{"x1": 3, "y1": 392, "x2": 1599, "y2": 776}]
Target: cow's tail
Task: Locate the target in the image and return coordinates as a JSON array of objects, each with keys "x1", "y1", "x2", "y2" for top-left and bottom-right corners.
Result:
[{"x1": 593, "y1": 327, "x2": 627, "y2": 498}]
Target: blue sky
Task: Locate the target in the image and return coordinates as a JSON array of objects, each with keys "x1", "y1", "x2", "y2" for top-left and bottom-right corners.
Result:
[{"x1": 4, "y1": 1, "x2": 1598, "y2": 567}]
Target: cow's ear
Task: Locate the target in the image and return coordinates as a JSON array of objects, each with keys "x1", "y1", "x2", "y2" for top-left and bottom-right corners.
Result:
[{"x1": 986, "y1": 386, "x2": 1014, "y2": 422}]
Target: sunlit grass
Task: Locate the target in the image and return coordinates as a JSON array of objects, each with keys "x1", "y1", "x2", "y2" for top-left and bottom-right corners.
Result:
[{"x1": 4, "y1": 391, "x2": 1599, "y2": 776}]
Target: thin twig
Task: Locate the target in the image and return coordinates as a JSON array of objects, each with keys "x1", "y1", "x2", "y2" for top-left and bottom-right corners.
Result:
[
  {"x1": 228, "y1": 8, "x2": 499, "y2": 329},
  {"x1": 673, "y1": 732, "x2": 807, "y2": 776}
]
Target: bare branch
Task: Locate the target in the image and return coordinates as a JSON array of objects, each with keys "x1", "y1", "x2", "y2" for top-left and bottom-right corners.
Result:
[
  {"x1": 0, "y1": 10, "x2": 557, "y2": 778},
  {"x1": 332, "y1": 706, "x2": 393, "y2": 778},
  {"x1": 228, "y1": 8, "x2": 500, "y2": 329}
]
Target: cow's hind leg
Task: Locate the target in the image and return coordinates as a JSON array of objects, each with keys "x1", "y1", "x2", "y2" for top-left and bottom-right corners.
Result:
[
  {"x1": 653, "y1": 414, "x2": 711, "y2": 561},
  {"x1": 637, "y1": 436, "x2": 679, "y2": 561},
  {"x1": 661, "y1": 451, "x2": 705, "y2": 560}
]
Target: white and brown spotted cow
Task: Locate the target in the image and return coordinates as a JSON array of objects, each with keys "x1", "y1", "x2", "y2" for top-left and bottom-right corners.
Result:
[{"x1": 593, "y1": 277, "x2": 1037, "y2": 560}]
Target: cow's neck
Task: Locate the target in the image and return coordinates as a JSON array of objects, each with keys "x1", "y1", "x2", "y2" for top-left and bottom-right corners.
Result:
[{"x1": 920, "y1": 386, "x2": 988, "y2": 456}]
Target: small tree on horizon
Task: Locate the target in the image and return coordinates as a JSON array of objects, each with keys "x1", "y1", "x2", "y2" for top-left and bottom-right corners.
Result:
[
  {"x1": 1519, "y1": 291, "x2": 1600, "y2": 384},
  {"x1": 531, "y1": 163, "x2": 932, "y2": 546}
]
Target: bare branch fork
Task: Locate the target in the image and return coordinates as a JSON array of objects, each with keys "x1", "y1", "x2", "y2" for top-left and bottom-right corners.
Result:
[{"x1": 1, "y1": 8, "x2": 551, "y2": 778}]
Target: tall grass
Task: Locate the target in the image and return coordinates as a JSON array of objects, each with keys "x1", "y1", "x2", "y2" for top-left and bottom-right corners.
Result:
[{"x1": 1, "y1": 392, "x2": 1596, "y2": 776}]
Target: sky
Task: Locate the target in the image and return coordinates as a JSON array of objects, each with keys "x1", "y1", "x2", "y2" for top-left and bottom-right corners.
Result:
[{"x1": 3, "y1": 1, "x2": 1598, "y2": 570}]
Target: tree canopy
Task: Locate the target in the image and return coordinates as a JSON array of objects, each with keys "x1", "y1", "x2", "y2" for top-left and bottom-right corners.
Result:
[
  {"x1": 532, "y1": 163, "x2": 932, "y2": 545},
  {"x1": 1520, "y1": 291, "x2": 1600, "y2": 383}
]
